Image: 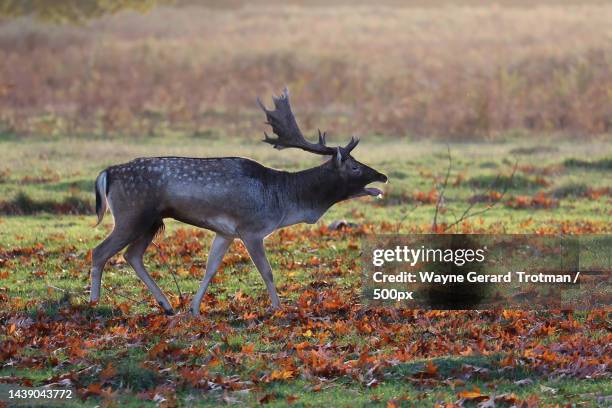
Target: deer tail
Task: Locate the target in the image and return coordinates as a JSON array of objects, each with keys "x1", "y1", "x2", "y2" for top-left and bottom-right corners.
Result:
[{"x1": 94, "y1": 170, "x2": 109, "y2": 226}]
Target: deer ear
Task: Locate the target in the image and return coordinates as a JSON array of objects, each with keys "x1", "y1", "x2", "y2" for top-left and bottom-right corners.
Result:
[{"x1": 334, "y1": 147, "x2": 342, "y2": 168}]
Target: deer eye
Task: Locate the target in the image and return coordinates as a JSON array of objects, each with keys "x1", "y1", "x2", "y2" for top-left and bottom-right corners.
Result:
[{"x1": 352, "y1": 165, "x2": 360, "y2": 172}]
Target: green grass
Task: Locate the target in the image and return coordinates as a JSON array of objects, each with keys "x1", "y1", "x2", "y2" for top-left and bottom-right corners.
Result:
[
  {"x1": 563, "y1": 157, "x2": 612, "y2": 171},
  {"x1": 1, "y1": 136, "x2": 610, "y2": 225},
  {"x1": 0, "y1": 135, "x2": 610, "y2": 406}
]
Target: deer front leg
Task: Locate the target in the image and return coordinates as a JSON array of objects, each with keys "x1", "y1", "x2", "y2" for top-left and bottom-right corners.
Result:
[
  {"x1": 242, "y1": 237, "x2": 281, "y2": 309},
  {"x1": 191, "y1": 234, "x2": 232, "y2": 316}
]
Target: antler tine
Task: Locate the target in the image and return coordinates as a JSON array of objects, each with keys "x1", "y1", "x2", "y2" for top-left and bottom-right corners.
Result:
[
  {"x1": 257, "y1": 88, "x2": 335, "y2": 156},
  {"x1": 342, "y1": 136, "x2": 360, "y2": 155},
  {"x1": 317, "y1": 129, "x2": 327, "y2": 146},
  {"x1": 262, "y1": 131, "x2": 285, "y2": 150}
]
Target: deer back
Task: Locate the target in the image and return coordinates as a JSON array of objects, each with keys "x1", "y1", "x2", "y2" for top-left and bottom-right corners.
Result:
[{"x1": 104, "y1": 157, "x2": 287, "y2": 237}]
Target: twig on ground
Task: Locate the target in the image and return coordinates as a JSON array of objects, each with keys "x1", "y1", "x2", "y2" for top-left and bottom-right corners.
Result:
[
  {"x1": 102, "y1": 283, "x2": 148, "y2": 306},
  {"x1": 431, "y1": 145, "x2": 452, "y2": 233},
  {"x1": 153, "y1": 241, "x2": 185, "y2": 305},
  {"x1": 46, "y1": 284, "x2": 88, "y2": 302}
]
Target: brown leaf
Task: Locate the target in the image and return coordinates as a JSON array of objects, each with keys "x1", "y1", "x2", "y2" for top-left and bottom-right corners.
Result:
[
  {"x1": 241, "y1": 344, "x2": 255, "y2": 354},
  {"x1": 100, "y1": 363, "x2": 117, "y2": 380},
  {"x1": 117, "y1": 302, "x2": 131, "y2": 314},
  {"x1": 148, "y1": 341, "x2": 169, "y2": 358},
  {"x1": 457, "y1": 386, "x2": 488, "y2": 402},
  {"x1": 412, "y1": 361, "x2": 439, "y2": 379},
  {"x1": 258, "y1": 393, "x2": 276, "y2": 404}
]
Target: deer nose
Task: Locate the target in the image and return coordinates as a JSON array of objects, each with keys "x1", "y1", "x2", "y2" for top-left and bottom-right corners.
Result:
[{"x1": 377, "y1": 172, "x2": 388, "y2": 183}]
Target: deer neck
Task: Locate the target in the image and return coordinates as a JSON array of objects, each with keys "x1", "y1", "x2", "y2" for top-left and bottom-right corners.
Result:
[{"x1": 280, "y1": 164, "x2": 344, "y2": 226}]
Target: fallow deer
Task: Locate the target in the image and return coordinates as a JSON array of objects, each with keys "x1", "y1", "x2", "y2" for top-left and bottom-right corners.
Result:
[{"x1": 90, "y1": 88, "x2": 387, "y2": 315}]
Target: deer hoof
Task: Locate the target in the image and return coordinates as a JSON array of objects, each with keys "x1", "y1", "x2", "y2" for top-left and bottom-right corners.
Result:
[
  {"x1": 190, "y1": 303, "x2": 202, "y2": 317},
  {"x1": 267, "y1": 304, "x2": 281, "y2": 314},
  {"x1": 157, "y1": 301, "x2": 175, "y2": 316}
]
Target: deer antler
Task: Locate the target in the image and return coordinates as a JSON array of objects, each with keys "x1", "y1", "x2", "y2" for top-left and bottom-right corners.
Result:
[{"x1": 257, "y1": 88, "x2": 359, "y2": 156}]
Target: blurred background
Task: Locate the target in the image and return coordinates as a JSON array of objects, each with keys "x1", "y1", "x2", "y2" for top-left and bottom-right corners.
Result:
[
  {"x1": 0, "y1": 0, "x2": 610, "y2": 225},
  {"x1": 1, "y1": 0, "x2": 610, "y2": 141}
]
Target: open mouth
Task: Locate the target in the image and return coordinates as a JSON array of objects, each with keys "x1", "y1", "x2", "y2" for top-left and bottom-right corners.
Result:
[
  {"x1": 364, "y1": 187, "x2": 383, "y2": 197},
  {"x1": 348, "y1": 186, "x2": 384, "y2": 199}
]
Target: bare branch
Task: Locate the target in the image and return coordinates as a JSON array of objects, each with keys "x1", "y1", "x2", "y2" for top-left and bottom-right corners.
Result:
[
  {"x1": 443, "y1": 160, "x2": 518, "y2": 232},
  {"x1": 395, "y1": 203, "x2": 420, "y2": 233}
]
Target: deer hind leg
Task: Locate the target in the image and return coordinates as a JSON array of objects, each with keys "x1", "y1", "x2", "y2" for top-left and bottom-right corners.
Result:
[
  {"x1": 90, "y1": 221, "x2": 145, "y2": 303},
  {"x1": 190, "y1": 234, "x2": 232, "y2": 316},
  {"x1": 242, "y1": 237, "x2": 281, "y2": 310},
  {"x1": 123, "y1": 221, "x2": 174, "y2": 315}
]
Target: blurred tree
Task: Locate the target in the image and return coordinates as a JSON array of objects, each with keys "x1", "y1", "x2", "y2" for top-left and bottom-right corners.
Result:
[{"x1": 0, "y1": 0, "x2": 173, "y2": 23}]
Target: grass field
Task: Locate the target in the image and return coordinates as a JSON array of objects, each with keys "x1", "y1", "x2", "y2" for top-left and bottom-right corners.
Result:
[{"x1": 0, "y1": 134, "x2": 610, "y2": 406}]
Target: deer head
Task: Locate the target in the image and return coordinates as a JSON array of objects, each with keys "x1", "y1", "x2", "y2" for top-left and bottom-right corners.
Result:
[{"x1": 257, "y1": 88, "x2": 387, "y2": 201}]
